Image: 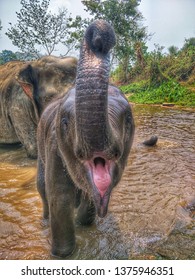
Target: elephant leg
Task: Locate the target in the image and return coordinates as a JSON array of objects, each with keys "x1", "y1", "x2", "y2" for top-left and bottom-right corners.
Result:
[
  {"x1": 49, "y1": 189, "x2": 75, "y2": 258},
  {"x1": 76, "y1": 193, "x2": 96, "y2": 226},
  {"x1": 37, "y1": 158, "x2": 49, "y2": 220},
  {"x1": 46, "y1": 149, "x2": 76, "y2": 258}
]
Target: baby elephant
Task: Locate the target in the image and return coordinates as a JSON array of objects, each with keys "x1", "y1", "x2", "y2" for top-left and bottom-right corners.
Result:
[{"x1": 37, "y1": 20, "x2": 135, "y2": 258}]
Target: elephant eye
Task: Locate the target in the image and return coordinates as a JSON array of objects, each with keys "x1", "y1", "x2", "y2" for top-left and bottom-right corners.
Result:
[
  {"x1": 125, "y1": 112, "x2": 132, "y2": 124},
  {"x1": 126, "y1": 115, "x2": 131, "y2": 123}
]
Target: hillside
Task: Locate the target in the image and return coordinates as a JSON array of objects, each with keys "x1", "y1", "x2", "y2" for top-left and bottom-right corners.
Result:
[{"x1": 113, "y1": 38, "x2": 195, "y2": 107}]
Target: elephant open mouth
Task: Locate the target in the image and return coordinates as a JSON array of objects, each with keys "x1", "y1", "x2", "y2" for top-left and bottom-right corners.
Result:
[
  {"x1": 92, "y1": 157, "x2": 111, "y2": 197},
  {"x1": 84, "y1": 155, "x2": 113, "y2": 217}
]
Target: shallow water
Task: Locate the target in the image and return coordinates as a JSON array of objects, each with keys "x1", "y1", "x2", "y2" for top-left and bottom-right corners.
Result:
[{"x1": 0, "y1": 105, "x2": 195, "y2": 260}]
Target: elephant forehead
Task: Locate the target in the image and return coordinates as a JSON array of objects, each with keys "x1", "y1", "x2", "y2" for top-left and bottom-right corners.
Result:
[
  {"x1": 38, "y1": 78, "x2": 73, "y2": 102},
  {"x1": 34, "y1": 60, "x2": 76, "y2": 93},
  {"x1": 38, "y1": 69, "x2": 68, "y2": 87},
  {"x1": 108, "y1": 92, "x2": 130, "y2": 117}
]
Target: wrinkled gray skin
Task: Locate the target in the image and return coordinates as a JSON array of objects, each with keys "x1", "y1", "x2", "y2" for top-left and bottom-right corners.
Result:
[
  {"x1": 37, "y1": 20, "x2": 135, "y2": 258},
  {"x1": 0, "y1": 56, "x2": 77, "y2": 158}
]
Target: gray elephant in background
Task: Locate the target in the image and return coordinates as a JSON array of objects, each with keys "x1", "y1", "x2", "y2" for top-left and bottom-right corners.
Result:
[
  {"x1": 0, "y1": 56, "x2": 77, "y2": 158},
  {"x1": 37, "y1": 20, "x2": 135, "y2": 258}
]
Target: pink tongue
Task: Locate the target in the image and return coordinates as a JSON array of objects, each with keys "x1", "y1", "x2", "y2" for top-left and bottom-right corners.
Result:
[{"x1": 93, "y1": 161, "x2": 111, "y2": 197}]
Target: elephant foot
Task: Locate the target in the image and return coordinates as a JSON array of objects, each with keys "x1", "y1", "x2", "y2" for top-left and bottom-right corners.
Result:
[{"x1": 51, "y1": 242, "x2": 76, "y2": 259}]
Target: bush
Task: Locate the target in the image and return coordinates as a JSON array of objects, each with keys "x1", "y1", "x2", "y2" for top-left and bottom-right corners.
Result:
[
  {"x1": 115, "y1": 37, "x2": 195, "y2": 107},
  {"x1": 120, "y1": 80, "x2": 195, "y2": 107}
]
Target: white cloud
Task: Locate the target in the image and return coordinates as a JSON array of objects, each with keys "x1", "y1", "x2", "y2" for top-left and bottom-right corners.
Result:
[{"x1": 139, "y1": 0, "x2": 195, "y2": 51}]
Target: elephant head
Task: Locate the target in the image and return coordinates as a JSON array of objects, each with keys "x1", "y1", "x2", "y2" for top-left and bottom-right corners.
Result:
[
  {"x1": 16, "y1": 56, "x2": 78, "y2": 121},
  {"x1": 0, "y1": 56, "x2": 77, "y2": 158},
  {"x1": 56, "y1": 20, "x2": 135, "y2": 218}
]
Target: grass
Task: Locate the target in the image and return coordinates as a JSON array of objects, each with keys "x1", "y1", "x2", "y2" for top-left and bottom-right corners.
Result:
[{"x1": 120, "y1": 80, "x2": 195, "y2": 107}]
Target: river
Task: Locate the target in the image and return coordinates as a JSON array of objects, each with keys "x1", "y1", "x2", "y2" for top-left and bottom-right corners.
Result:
[{"x1": 0, "y1": 105, "x2": 195, "y2": 259}]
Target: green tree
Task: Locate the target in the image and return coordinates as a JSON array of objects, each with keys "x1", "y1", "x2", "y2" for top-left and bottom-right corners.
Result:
[
  {"x1": 64, "y1": 15, "x2": 90, "y2": 55},
  {"x1": 6, "y1": 0, "x2": 82, "y2": 58},
  {"x1": 0, "y1": 50, "x2": 18, "y2": 64},
  {"x1": 182, "y1": 37, "x2": 195, "y2": 50},
  {"x1": 0, "y1": 20, "x2": 2, "y2": 38},
  {"x1": 150, "y1": 44, "x2": 165, "y2": 61},
  {"x1": 168, "y1": 45, "x2": 179, "y2": 56},
  {"x1": 82, "y1": 0, "x2": 149, "y2": 81}
]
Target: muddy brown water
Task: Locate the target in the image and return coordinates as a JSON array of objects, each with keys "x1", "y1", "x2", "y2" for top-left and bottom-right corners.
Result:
[{"x1": 0, "y1": 105, "x2": 195, "y2": 260}]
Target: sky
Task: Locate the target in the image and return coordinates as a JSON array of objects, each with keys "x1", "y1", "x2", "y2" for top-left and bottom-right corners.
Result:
[{"x1": 0, "y1": 0, "x2": 194, "y2": 56}]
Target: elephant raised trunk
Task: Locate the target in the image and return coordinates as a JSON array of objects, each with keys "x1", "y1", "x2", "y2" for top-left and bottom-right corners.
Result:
[{"x1": 75, "y1": 20, "x2": 116, "y2": 154}]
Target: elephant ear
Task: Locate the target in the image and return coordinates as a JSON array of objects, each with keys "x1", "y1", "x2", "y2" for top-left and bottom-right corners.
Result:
[
  {"x1": 18, "y1": 80, "x2": 34, "y2": 100},
  {"x1": 16, "y1": 64, "x2": 41, "y2": 117}
]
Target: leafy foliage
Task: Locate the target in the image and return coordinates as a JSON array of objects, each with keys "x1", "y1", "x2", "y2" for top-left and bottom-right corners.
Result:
[
  {"x1": 182, "y1": 37, "x2": 195, "y2": 50},
  {"x1": 149, "y1": 61, "x2": 169, "y2": 87},
  {"x1": 0, "y1": 49, "x2": 42, "y2": 65},
  {"x1": 168, "y1": 45, "x2": 179, "y2": 56},
  {"x1": 65, "y1": 16, "x2": 90, "y2": 55},
  {"x1": 0, "y1": 50, "x2": 18, "y2": 64},
  {"x1": 120, "y1": 80, "x2": 195, "y2": 106},
  {"x1": 82, "y1": 0, "x2": 149, "y2": 81},
  {"x1": 118, "y1": 37, "x2": 195, "y2": 107},
  {"x1": 164, "y1": 47, "x2": 195, "y2": 82},
  {"x1": 5, "y1": 0, "x2": 84, "y2": 58}
]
